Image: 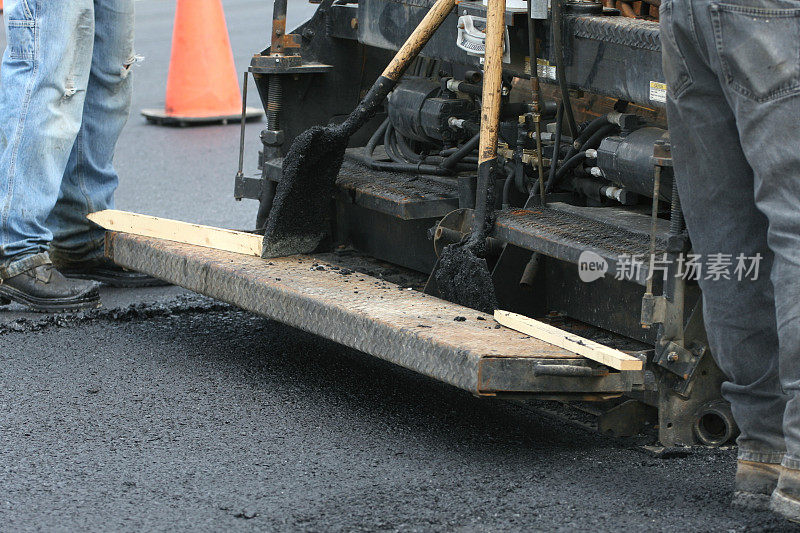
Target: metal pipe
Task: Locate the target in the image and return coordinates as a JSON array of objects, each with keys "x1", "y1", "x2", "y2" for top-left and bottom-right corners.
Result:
[
  {"x1": 552, "y1": 0, "x2": 578, "y2": 137},
  {"x1": 236, "y1": 71, "x2": 249, "y2": 180},
  {"x1": 441, "y1": 132, "x2": 480, "y2": 170},
  {"x1": 534, "y1": 114, "x2": 546, "y2": 205}
]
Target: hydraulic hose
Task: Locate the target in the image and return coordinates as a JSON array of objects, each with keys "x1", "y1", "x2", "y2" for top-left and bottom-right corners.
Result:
[
  {"x1": 548, "y1": 123, "x2": 618, "y2": 190},
  {"x1": 552, "y1": 151, "x2": 587, "y2": 184},
  {"x1": 441, "y1": 132, "x2": 481, "y2": 170},
  {"x1": 366, "y1": 118, "x2": 390, "y2": 157},
  {"x1": 574, "y1": 115, "x2": 612, "y2": 149},
  {"x1": 349, "y1": 152, "x2": 454, "y2": 175},
  {"x1": 392, "y1": 128, "x2": 425, "y2": 163},
  {"x1": 552, "y1": 0, "x2": 578, "y2": 137},
  {"x1": 545, "y1": 102, "x2": 564, "y2": 192},
  {"x1": 502, "y1": 163, "x2": 516, "y2": 208},
  {"x1": 579, "y1": 123, "x2": 618, "y2": 152},
  {"x1": 384, "y1": 123, "x2": 407, "y2": 164}
]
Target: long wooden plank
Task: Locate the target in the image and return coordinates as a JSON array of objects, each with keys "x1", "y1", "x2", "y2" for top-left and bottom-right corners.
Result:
[
  {"x1": 494, "y1": 310, "x2": 643, "y2": 371},
  {"x1": 88, "y1": 210, "x2": 262, "y2": 257}
]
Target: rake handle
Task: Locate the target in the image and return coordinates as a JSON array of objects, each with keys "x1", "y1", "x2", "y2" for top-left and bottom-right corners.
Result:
[
  {"x1": 478, "y1": 0, "x2": 506, "y2": 165},
  {"x1": 380, "y1": 0, "x2": 457, "y2": 81},
  {"x1": 468, "y1": 0, "x2": 506, "y2": 246}
]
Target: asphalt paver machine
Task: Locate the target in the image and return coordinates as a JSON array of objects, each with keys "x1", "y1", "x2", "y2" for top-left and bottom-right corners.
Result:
[{"x1": 108, "y1": 0, "x2": 737, "y2": 447}]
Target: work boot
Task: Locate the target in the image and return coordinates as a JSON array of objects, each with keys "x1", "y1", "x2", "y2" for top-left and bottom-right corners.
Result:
[
  {"x1": 52, "y1": 254, "x2": 168, "y2": 288},
  {"x1": 732, "y1": 460, "x2": 782, "y2": 510},
  {"x1": 771, "y1": 466, "x2": 800, "y2": 522},
  {"x1": 0, "y1": 264, "x2": 100, "y2": 312}
]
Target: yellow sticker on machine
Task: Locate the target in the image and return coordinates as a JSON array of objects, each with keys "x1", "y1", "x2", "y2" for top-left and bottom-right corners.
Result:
[
  {"x1": 649, "y1": 81, "x2": 667, "y2": 103},
  {"x1": 538, "y1": 59, "x2": 556, "y2": 80},
  {"x1": 524, "y1": 57, "x2": 557, "y2": 80}
]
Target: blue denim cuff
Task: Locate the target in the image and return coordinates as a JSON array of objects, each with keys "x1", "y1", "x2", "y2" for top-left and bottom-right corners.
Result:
[
  {"x1": 738, "y1": 448, "x2": 786, "y2": 464},
  {"x1": 782, "y1": 456, "x2": 800, "y2": 470},
  {"x1": 0, "y1": 251, "x2": 51, "y2": 280}
]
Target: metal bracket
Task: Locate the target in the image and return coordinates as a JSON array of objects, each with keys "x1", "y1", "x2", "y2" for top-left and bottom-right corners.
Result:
[
  {"x1": 654, "y1": 340, "x2": 704, "y2": 382},
  {"x1": 640, "y1": 293, "x2": 666, "y2": 327}
]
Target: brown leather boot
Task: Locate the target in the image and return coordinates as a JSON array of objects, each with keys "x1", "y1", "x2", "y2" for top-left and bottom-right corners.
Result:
[
  {"x1": 732, "y1": 460, "x2": 782, "y2": 510},
  {"x1": 771, "y1": 466, "x2": 800, "y2": 522}
]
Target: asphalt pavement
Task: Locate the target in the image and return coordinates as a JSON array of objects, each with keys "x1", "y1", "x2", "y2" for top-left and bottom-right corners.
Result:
[{"x1": 0, "y1": 1, "x2": 798, "y2": 531}]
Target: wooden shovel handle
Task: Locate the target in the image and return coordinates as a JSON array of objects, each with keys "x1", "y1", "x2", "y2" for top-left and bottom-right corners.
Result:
[
  {"x1": 478, "y1": 0, "x2": 506, "y2": 164},
  {"x1": 381, "y1": 0, "x2": 457, "y2": 81}
]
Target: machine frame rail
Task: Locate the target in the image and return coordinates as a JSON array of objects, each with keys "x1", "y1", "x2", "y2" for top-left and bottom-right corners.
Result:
[{"x1": 105, "y1": 232, "x2": 644, "y2": 398}]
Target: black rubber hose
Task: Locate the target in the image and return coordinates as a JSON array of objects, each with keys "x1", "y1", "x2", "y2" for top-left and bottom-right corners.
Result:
[
  {"x1": 579, "y1": 122, "x2": 618, "y2": 152},
  {"x1": 383, "y1": 124, "x2": 406, "y2": 164},
  {"x1": 573, "y1": 115, "x2": 611, "y2": 149},
  {"x1": 349, "y1": 152, "x2": 454, "y2": 175},
  {"x1": 550, "y1": 112, "x2": 609, "y2": 184},
  {"x1": 552, "y1": 0, "x2": 578, "y2": 137},
  {"x1": 502, "y1": 163, "x2": 516, "y2": 208},
  {"x1": 547, "y1": 121, "x2": 617, "y2": 191},
  {"x1": 552, "y1": 151, "x2": 587, "y2": 184},
  {"x1": 441, "y1": 132, "x2": 480, "y2": 170},
  {"x1": 549, "y1": 123, "x2": 618, "y2": 187},
  {"x1": 393, "y1": 129, "x2": 424, "y2": 163},
  {"x1": 545, "y1": 102, "x2": 564, "y2": 192},
  {"x1": 366, "y1": 118, "x2": 390, "y2": 158}
]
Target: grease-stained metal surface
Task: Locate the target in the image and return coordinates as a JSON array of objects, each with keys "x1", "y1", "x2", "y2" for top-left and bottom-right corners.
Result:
[
  {"x1": 492, "y1": 206, "x2": 668, "y2": 286},
  {"x1": 105, "y1": 232, "x2": 641, "y2": 396},
  {"x1": 336, "y1": 159, "x2": 458, "y2": 220}
]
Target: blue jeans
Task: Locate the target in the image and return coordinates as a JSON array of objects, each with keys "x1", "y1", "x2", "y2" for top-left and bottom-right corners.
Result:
[
  {"x1": 662, "y1": 0, "x2": 800, "y2": 465},
  {"x1": 0, "y1": 0, "x2": 135, "y2": 279}
]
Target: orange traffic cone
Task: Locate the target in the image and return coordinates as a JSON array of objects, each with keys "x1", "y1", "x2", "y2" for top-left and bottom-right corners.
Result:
[{"x1": 142, "y1": 0, "x2": 262, "y2": 126}]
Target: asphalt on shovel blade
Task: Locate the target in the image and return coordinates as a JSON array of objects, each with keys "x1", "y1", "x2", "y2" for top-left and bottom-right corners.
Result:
[
  {"x1": 434, "y1": 243, "x2": 498, "y2": 314},
  {"x1": 262, "y1": 125, "x2": 349, "y2": 258}
]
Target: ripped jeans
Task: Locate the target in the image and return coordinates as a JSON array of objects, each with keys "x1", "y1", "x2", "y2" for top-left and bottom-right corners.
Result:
[{"x1": 0, "y1": 0, "x2": 135, "y2": 278}]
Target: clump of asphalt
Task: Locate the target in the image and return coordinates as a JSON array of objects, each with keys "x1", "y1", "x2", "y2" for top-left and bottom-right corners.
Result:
[
  {"x1": 433, "y1": 161, "x2": 499, "y2": 314},
  {"x1": 0, "y1": 294, "x2": 227, "y2": 335},
  {"x1": 434, "y1": 243, "x2": 498, "y2": 314},
  {"x1": 0, "y1": 308, "x2": 792, "y2": 531},
  {"x1": 261, "y1": 125, "x2": 350, "y2": 258}
]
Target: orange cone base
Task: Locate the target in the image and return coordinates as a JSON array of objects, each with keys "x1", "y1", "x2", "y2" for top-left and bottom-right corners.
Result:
[{"x1": 141, "y1": 106, "x2": 263, "y2": 127}]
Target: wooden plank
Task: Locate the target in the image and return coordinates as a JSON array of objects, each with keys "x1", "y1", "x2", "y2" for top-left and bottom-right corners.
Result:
[
  {"x1": 88, "y1": 210, "x2": 262, "y2": 257},
  {"x1": 494, "y1": 310, "x2": 644, "y2": 371}
]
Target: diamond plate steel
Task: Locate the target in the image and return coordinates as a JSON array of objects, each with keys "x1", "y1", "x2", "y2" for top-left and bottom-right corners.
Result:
[
  {"x1": 105, "y1": 233, "x2": 641, "y2": 396},
  {"x1": 570, "y1": 15, "x2": 661, "y2": 52}
]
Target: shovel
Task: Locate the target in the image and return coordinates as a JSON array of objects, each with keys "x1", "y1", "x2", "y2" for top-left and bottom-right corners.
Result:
[
  {"x1": 261, "y1": 0, "x2": 456, "y2": 258},
  {"x1": 432, "y1": 0, "x2": 505, "y2": 313}
]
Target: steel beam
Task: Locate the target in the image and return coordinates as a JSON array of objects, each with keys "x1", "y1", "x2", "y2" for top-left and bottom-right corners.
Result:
[{"x1": 105, "y1": 232, "x2": 643, "y2": 397}]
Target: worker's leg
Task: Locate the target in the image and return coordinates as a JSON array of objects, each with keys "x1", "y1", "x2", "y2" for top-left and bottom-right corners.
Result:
[
  {"x1": 706, "y1": 1, "x2": 800, "y2": 473},
  {"x1": 662, "y1": 0, "x2": 786, "y2": 464},
  {"x1": 48, "y1": 0, "x2": 136, "y2": 261},
  {"x1": 0, "y1": 0, "x2": 96, "y2": 278}
]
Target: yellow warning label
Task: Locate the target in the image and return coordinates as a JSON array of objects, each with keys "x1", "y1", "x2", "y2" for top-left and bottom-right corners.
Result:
[
  {"x1": 524, "y1": 57, "x2": 557, "y2": 79},
  {"x1": 649, "y1": 81, "x2": 667, "y2": 103}
]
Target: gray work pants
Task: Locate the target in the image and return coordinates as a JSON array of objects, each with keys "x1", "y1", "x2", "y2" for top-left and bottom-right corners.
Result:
[{"x1": 661, "y1": 0, "x2": 800, "y2": 465}]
